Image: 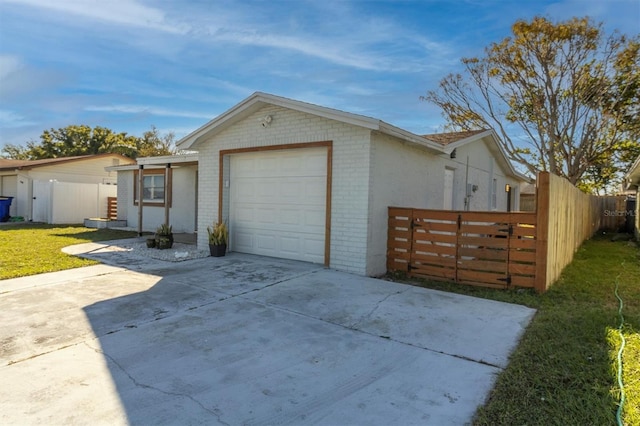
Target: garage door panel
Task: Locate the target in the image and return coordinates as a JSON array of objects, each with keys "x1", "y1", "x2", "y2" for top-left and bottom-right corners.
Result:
[
  {"x1": 280, "y1": 209, "x2": 301, "y2": 225},
  {"x1": 234, "y1": 157, "x2": 256, "y2": 175},
  {"x1": 236, "y1": 181, "x2": 255, "y2": 198},
  {"x1": 230, "y1": 147, "x2": 327, "y2": 264},
  {"x1": 256, "y1": 234, "x2": 276, "y2": 250},
  {"x1": 280, "y1": 236, "x2": 300, "y2": 256},
  {"x1": 235, "y1": 232, "x2": 255, "y2": 251},
  {"x1": 304, "y1": 237, "x2": 325, "y2": 260},
  {"x1": 305, "y1": 210, "x2": 325, "y2": 227},
  {"x1": 304, "y1": 152, "x2": 327, "y2": 171},
  {"x1": 255, "y1": 181, "x2": 277, "y2": 198},
  {"x1": 235, "y1": 206, "x2": 255, "y2": 222},
  {"x1": 257, "y1": 157, "x2": 278, "y2": 173},
  {"x1": 304, "y1": 178, "x2": 327, "y2": 203}
]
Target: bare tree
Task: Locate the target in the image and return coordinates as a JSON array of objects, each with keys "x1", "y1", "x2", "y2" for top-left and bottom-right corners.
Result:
[{"x1": 423, "y1": 17, "x2": 640, "y2": 193}]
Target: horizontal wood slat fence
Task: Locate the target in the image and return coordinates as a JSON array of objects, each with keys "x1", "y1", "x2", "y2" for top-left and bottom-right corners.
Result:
[
  {"x1": 387, "y1": 208, "x2": 539, "y2": 290},
  {"x1": 107, "y1": 197, "x2": 117, "y2": 220},
  {"x1": 387, "y1": 172, "x2": 628, "y2": 293}
]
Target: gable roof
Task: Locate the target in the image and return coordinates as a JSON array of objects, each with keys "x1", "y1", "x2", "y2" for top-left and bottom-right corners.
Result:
[
  {"x1": 105, "y1": 153, "x2": 199, "y2": 171},
  {"x1": 625, "y1": 154, "x2": 640, "y2": 189},
  {"x1": 0, "y1": 154, "x2": 134, "y2": 172},
  {"x1": 176, "y1": 92, "x2": 529, "y2": 182},
  {"x1": 422, "y1": 129, "x2": 489, "y2": 146},
  {"x1": 176, "y1": 92, "x2": 444, "y2": 153}
]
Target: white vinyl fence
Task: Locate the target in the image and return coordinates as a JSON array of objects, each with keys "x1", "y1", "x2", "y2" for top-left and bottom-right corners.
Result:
[{"x1": 32, "y1": 180, "x2": 117, "y2": 224}]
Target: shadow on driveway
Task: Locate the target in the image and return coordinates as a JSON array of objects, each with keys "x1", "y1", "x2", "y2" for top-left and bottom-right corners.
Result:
[{"x1": 1, "y1": 245, "x2": 536, "y2": 425}]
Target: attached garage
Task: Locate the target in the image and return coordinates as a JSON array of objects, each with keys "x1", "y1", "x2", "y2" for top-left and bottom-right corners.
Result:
[
  {"x1": 176, "y1": 92, "x2": 529, "y2": 276},
  {"x1": 228, "y1": 146, "x2": 330, "y2": 264}
]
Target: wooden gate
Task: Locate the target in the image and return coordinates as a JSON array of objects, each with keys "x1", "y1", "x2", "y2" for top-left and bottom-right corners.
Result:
[
  {"x1": 107, "y1": 197, "x2": 118, "y2": 220},
  {"x1": 387, "y1": 207, "x2": 538, "y2": 289}
]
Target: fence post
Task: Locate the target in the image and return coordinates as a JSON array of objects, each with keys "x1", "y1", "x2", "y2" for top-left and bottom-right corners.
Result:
[
  {"x1": 534, "y1": 172, "x2": 550, "y2": 293},
  {"x1": 454, "y1": 213, "x2": 461, "y2": 283},
  {"x1": 407, "y1": 208, "x2": 415, "y2": 274}
]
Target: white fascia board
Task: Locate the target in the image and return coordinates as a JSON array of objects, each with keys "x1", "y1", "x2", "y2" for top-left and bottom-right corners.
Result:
[
  {"x1": 105, "y1": 154, "x2": 199, "y2": 172},
  {"x1": 136, "y1": 153, "x2": 198, "y2": 165},
  {"x1": 105, "y1": 164, "x2": 178, "y2": 172},
  {"x1": 257, "y1": 92, "x2": 381, "y2": 130},
  {"x1": 176, "y1": 94, "x2": 263, "y2": 150},
  {"x1": 105, "y1": 165, "x2": 138, "y2": 172}
]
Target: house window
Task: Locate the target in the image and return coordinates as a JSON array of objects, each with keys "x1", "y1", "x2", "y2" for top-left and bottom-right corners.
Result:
[{"x1": 134, "y1": 169, "x2": 172, "y2": 206}]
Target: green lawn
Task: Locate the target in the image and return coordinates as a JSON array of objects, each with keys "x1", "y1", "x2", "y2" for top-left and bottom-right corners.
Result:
[
  {"x1": 392, "y1": 236, "x2": 640, "y2": 426},
  {"x1": 0, "y1": 223, "x2": 138, "y2": 279},
  {"x1": 2, "y1": 225, "x2": 638, "y2": 424}
]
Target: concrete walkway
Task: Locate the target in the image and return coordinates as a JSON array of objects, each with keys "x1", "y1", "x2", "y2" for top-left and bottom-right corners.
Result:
[{"x1": 0, "y1": 241, "x2": 536, "y2": 425}]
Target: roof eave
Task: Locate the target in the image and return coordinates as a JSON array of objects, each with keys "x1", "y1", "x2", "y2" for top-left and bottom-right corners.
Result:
[
  {"x1": 437, "y1": 129, "x2": 494, "y2": 153},
  {"x1": 136, "y1": 153, "x2": 199, "y2": 165},
  {"x1": 441, "y1": 129, "x2": 530, "y2": 182},
  {"x1": 378, "y1": 122, "x2": 444, "y2": 153},
  {"x1": 624, "y1": 155, "x2": 640, "y2": 189}
]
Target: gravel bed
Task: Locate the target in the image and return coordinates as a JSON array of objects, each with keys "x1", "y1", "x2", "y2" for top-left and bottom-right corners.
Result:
[{"x1": 118, "y1": 241, "x2": 210, "y2": 262}]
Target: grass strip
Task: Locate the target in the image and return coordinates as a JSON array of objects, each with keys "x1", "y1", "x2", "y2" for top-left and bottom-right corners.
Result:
[{"x1": 0, "y1": 223, "x2": 138, "y2": 279}]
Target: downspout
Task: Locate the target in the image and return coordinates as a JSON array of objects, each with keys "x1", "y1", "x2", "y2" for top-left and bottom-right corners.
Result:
[
  {"x1": 464, "y1": 156, "x2": 470, "y2": 211},
  {"x1": 137, "y1": 164, "x2": 143, "y2": 236},
  {"x1": 164, "y1": 163, "x2": 171, "y2": 226}
]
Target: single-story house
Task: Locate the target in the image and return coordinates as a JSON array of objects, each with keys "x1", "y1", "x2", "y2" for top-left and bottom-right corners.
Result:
[
  {"x1": 166, "y1": 92, "x2": 529, "y2": 276},
  {"x1": 0, "y1": 154, "x2": 133, "y2": 222},
  {"x1": 106, "y1": 153, "x2": 198, "y2": 234},
  {"x1": 624, "y1": 154, "x2": 640, "y2": 240}
]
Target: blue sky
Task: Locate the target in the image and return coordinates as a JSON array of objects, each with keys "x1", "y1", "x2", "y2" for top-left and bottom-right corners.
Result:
[{"x1": 0, "y1": 0, "x2": 638, "y2": 148}]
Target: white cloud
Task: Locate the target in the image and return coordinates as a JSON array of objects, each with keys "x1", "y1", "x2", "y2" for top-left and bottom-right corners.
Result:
[
  {"x1": 544, "y1": 0, "x2": 640, "y2": 34},
  {"x1": 2, "y1": 0, "x2": 189, "y2": 33},
  {"x1": 0, "y1": 110, "x2": 35, "y2": 127},
  {"x1": 193, "y1": 2, "x2": 450, "y2": 72},
  {"x1": 0, "y1": 55, "x2": 23, "y2": 80},
  {"x1": 84, "y1": 105, "x2": 214, "y2": 120}
]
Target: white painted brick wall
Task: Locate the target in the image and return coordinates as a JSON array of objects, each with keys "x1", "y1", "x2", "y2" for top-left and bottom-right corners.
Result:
[
  {"x1": 196, "y1": 105, "x2": 372, "y2": 275},
  {"x1": 117, "y1": 167, "x2": 197, "y2": 233},
  {"x1": 116, "y1": 172, "x2": 129, "y2": 222}
]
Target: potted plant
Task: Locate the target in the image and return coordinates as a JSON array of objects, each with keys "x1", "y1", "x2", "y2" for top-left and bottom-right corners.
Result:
[
  {"x1": 155, "y1": 223, "x2": 173, "y2": 249},
  {"x1": 207, "y1": 221, "x2": 228, "y2": 257}
]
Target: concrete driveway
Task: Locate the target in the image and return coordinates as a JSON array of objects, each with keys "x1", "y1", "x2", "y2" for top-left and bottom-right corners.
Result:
[{"x1": 0, "y1": 239, "x2": 535, "y2": 425}]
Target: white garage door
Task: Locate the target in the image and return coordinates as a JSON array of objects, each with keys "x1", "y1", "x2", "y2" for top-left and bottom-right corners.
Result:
[{"x1": 230, "y1": 147, "x2": 327, "y2": 264}]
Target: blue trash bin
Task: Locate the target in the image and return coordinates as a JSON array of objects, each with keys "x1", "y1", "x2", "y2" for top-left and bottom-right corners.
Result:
[{"x1": 0, "y1": 196, "x2": 14, "y2": 222}]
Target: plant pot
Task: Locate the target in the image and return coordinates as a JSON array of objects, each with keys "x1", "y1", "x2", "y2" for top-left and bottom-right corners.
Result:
[
  {"x1": 209, "y1": 243, "x2": 226, "y2": 257},
  {"x1": 154, "y1": 234, "x2": 173, "y2": 250},
  {"x1": 156, "y1": 236, "x2": 173, "y2": 250},
  {"x1": 146, "y1": 238, "x2": 156, "y2": 248}
]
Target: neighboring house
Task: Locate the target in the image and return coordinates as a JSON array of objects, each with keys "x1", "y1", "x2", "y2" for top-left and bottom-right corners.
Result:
[
  {"x1": 624, "y1": 154, "x2": 640, "y2": 240},
  {"x1": 106, "y1": 153, "x2": 198, "y2": 234},
  {"x1": 174, "y1": 92, "x2": 529, "y2": 276},
  {"x1": 0, "y1": 154, "x2": 133, "y2": 223},
  {"x1": 519, "y1": 182, "x2": 537, "y2": 212}
]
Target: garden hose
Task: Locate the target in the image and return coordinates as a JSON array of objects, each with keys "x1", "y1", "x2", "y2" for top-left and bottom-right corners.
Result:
[{"x1": 614, "y1": 266, "x2": 626, "y2": 426}]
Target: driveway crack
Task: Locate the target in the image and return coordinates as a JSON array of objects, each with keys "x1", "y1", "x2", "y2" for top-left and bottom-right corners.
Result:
[
  {"x1": 83, "y1": 342, "x2": 230, "y2": 426},
  {"x1": 349, "y1": 287, "x2": 410, "y2": 330}
]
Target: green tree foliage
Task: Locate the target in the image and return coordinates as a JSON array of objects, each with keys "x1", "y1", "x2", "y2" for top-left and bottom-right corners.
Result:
[
  {"x1": 1, "y1": 125, "x2": 177, "y2": 160},
  {"x1": 423, "y1": 17, "x2": 640, "y2": 193},
  {"x1": 137, "y1": 125, "x2": 176, "y2": 158}
]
